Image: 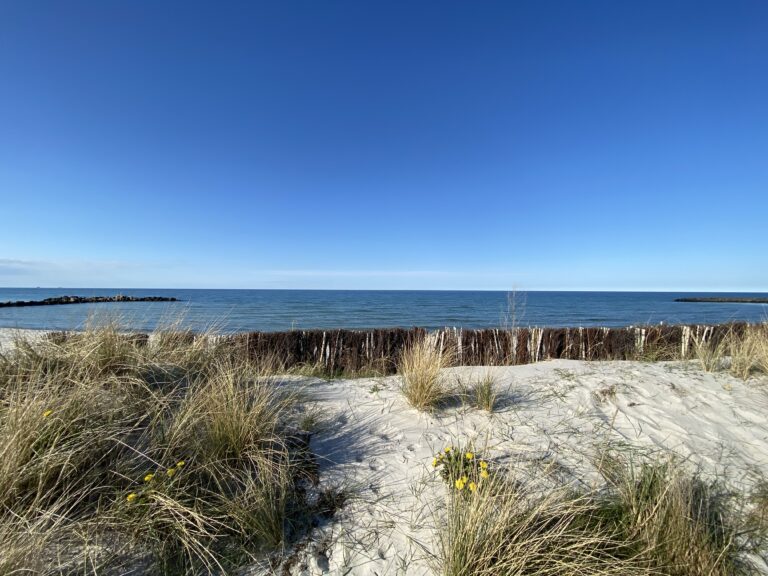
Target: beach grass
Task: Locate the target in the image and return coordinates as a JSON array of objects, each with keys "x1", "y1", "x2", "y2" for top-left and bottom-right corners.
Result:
[
  {"x1": 693, "y1": 325, "x2": 768, "y2": 380},
  {"x1": 398, "y1": 337, "x2": 456, "y2": 411},
  {"x1": 469, "y1": 370, "x2": 499, "y2": 412},
  {"x1": 0, "y1": 324, "x2": 315, "y2": 574},
  {"x1": 439, "y1": 451, "x2": 764, "y2": 576}
]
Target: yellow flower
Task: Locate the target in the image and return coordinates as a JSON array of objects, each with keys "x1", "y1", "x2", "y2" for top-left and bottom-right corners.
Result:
[
  {"x1": 144, "y1": 473, "x2": 154, "y2": 482},
  {"x1": 480, "y1": 469, "x2": 490, "y2": 479},
  {"x1": 468, "y1": 481, "x2": 477, "y2": 492},
  {"x1": 176, "y1": 460, "x2": 185, "y2": 468},
  {"x1": 126, "y1": 492, "x2": 137, "y2": 502},
  {"x1": 455, "y1": 478, "x2": 466, "y2": 490},
  {"x1": 432, "y1": 458, "x2": 438, "y2": 468},
  {"x1": 480, "y1": 461, "x2": 488, "y2": 470},
  {"x1": 465, "y1": 452, "x2": 474, "y2": 461},
  {"x1": 444, "y1": 446, "x2": 452, "y2": 453},
  {"x1": 42, "y1": 409, "x2": 53, "y2": 419},
  {"x1": 166, "y1": 468, "x2": 176, "y2": 478}
]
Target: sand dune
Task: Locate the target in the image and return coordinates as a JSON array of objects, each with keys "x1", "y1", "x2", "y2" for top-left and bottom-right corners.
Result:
[
  {"x1": 2, "y1": 329, "x2": 766, "y2": 574},
  {"x1": 267, "y1": 360, "x2": 768, "y2": 575}
]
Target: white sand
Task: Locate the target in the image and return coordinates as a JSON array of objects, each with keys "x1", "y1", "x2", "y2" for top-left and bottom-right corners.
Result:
[
  {"x1": 268, "y1": 360, "x2": 768, "y2": 575},
  {"x1": 0, "y1": 328, "x2": 50, "y2": 351}
]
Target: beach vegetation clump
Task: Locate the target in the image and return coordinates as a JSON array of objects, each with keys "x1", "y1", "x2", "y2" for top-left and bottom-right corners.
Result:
[
  {"x1": 728, "y1": 325, "x2": 768, "y2": 380},
  {"x1": 745, "y1": 479, "x2": 768, "y2": 543},
  {"x1": 694, "y1": 330, "x2": 731, "y2": 372},
  {"x1": 470, "y1": 371, "x2": 499, "y2": 412},
  {"x1": 637, "y1": 340, "x2": 682, "y2": 362},
  {"x1": 0, "y1": 325, "x2": 319, "y2": 574},
  {"x1": 398, "y1": 337, "x2": 455, "y2": 410},
  {"x1": 694, "y1": 325, "x2": 768, "y2": 380},
  {"x1": 439, "y1": 451, "x2": 764, "y2": 576},
  {"x1": 433, "y1": 445, "x2": 492, "y2": 494},
  {"x1": 596, "y1": 452, "x2": 751, "y2": 576},
  {"x1": 440, "y1": 474, "x2": 636, "y2": 576}
]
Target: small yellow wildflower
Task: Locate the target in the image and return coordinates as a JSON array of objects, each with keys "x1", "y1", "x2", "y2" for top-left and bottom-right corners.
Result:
[
  {"x1": 176, "y1": 460, "x2": 185, "y2": 468},
  {"x1": 144, "y1": 473, "x2": 154, "y2": 482},
  {"x1": 166, "y1": 468, "x2": 176, "y2": 478},
  {"x1": 42, "y1": 410, "x2": 53, "y2": 419},
  {"x1": 480, "y1": 469, "x2": 490, "y2": 479},
  {"x1": 126, "y1": 493, "x2": 137, "y2": 503},
  {"x1": 480, "y1": 460, "x2": 488, "y2": 470},
  {"x1": 444, "y1": 446, "x2": 452, "y2": 453},
  {"x1": 432, "y1": 458, "x2": 438, "y2": 468},
  {"x1": 465, "y1": 452, "x2": 474, "y2": 461},
  {"x1": 468, "y1": 481, "x2": 477, "y2": 492},
  {"x1": 455, "y1": 478, "x2": 466, "y2": 490}
]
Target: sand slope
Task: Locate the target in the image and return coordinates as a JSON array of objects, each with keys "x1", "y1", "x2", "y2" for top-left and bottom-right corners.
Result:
[
  {"x1": 2, "y1": 330, "x2": 766, "y2": 574},
  {"x1": 270, "y1": 359, "x2": 768, "y2": 575}
]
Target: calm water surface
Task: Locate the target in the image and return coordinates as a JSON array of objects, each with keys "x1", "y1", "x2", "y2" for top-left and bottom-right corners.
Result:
[{"x1": 0, "y1": 289, "x2": 766, "y2": 333}]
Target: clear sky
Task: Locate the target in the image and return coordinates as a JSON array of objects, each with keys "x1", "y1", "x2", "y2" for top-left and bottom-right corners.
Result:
[{"x1": 1, "y1": 1, "x2": 766, "y2": 291}]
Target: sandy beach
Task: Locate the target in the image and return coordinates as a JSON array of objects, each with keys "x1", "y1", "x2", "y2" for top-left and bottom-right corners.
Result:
[
  {"x1": 2, "y1": 327, "x2": 768, "y2": 574},
  {"x1": 258, "y1": 358, "x2": 768, "y2": 575},
  {"x1": 0, "y1": 328, "x2": 51, "y2": 351}
]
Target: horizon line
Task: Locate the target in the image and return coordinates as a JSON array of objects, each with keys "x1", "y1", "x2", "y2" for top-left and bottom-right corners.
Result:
[{"x1": 2, "y1": 286, "x2": 767, "y2": 294}]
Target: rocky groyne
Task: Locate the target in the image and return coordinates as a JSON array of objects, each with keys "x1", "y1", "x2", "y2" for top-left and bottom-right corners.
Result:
[
  {"x1": 675, "y1": 297, "x2": 768, "y2": 304},
  {"x1": 0, "y1": 295, "x2": 178, "y2": 308}
]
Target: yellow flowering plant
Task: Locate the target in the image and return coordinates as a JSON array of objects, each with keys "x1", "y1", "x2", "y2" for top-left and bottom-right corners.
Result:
[
  {"x1": 432, "y1": 445, "x2": 491, "y2": 493},
  {"x1": 125, "y1": 460, "x2": 187, "y2": 505}
]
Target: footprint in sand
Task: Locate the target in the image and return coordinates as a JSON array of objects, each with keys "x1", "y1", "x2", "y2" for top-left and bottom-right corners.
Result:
[
  {"x1": 386, "y1": 429, "x2": 405, "y2": 443},
  {"x1": 423, "y1": 431, "x2": 446, "y2": 447}
]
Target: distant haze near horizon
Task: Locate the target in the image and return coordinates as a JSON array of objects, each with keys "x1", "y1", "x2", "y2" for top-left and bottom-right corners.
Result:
[{"x1": 1, "y1": 1, "x2": 767, "y2": 292}]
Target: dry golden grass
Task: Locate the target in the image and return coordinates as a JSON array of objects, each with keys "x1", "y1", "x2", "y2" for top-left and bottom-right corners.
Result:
[
  {"x1": 0, "y1": 324, "x2": 314, "y2": 574},
  {"x1": 729, "y1": 325, "x2": 768, "y2": 380},
  {"x1": 398, "y1": 337, "x2": 455, "y2": 411},
  {"x1": 694, "y1": 331, "x2": 731, "y2": 372},
  {"x1": 439, "y1": 452, "x2": 765, "y2": 576},
  {"x1": 440, "y1": 476, "x2": 641, "y2": 576},
  {"x1": 694, "y1": 325, "x2": 768, "y2": 380}
]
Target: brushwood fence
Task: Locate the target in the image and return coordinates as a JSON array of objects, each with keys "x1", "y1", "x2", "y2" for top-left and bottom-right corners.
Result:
[
  {"x1": 45, "y1": 323, "x2": 749, "y2": 375},
  {"x1": 225, "y1": 323, "x2": 746, "y2": 374}
]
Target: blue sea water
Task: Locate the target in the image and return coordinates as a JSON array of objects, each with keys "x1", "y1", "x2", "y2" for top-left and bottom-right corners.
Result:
[{"x1": 0, "y1": 288, "x2": 766, "y2": 333}]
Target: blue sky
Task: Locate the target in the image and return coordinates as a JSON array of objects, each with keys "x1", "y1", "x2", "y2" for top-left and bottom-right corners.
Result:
[{"x1": 1, "y1": 1, "x2": 766, "y2": 291}]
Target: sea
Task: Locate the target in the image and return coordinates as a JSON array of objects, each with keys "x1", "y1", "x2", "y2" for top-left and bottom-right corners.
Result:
[{"x1": 1, "y1": 288, "x2": 767, "y2": 333}]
